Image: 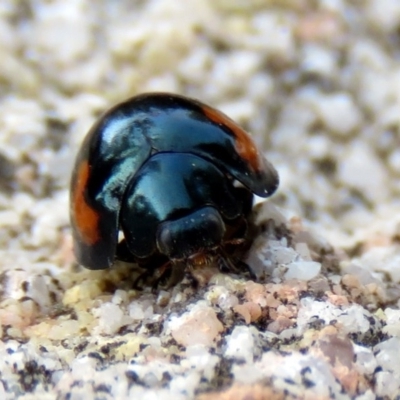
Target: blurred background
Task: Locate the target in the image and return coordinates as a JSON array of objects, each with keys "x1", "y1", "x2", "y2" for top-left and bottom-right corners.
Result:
[{"x1": 0, "y1": 0, "x2": 399, "y2": 265}]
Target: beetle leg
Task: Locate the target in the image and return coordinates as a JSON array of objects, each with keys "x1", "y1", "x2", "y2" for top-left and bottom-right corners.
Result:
[
  {"x1": 133, "y1": 261, "x2": 169, "y2": 289},
  {"x1": 184, "y1": 269, "x2": 200, "y2": 290},
  {"x1": 132, "y1": 269, "x2": 155, "y2": 290},
  {"x1": 224, "y1": 237, "x2": 246, "y2": 246},
  {"x1": 133, "y1": 259, "x2": 185, "y2": 290},
  {"x1": 217, "y1": 248, "x2": 257, "y2": 281},
  {"x1": 233, "y1": 258, "x2": 257, "y2": 281},
  {"x1": 161, "y1": 261, "x2": 186, "y2": 288}
]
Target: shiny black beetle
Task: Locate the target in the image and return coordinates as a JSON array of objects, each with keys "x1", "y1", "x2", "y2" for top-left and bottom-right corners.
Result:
[{"x1": 70, "y1": 93, "x2": 279, "y2": 286}]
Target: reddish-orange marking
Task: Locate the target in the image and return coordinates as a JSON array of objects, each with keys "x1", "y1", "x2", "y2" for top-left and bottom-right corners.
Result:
[
  {"x1": 202, "y1": 105, "x2": 263, "y2": 172},
  {"x1": 72, "y1": 160, "x2": 100, "y2": 245}
]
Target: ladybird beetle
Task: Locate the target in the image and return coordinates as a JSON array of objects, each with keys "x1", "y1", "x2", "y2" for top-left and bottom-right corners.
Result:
[{"x1": 70, "y1": 93, "x2": 279, "y2": 286}]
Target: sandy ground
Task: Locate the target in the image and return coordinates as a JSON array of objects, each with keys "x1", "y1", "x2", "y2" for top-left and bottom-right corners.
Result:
[{"x1": 1, "y1": 1, "x2": 400, "y2": 399}]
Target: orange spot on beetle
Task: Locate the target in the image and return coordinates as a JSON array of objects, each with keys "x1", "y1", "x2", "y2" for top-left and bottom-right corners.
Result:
[
  {"x1": 202, "y1": 105, "x2": 263, "y2": 172},
  {"x1": 72, "y1": 161, "x2": 100, "y2": 245}
]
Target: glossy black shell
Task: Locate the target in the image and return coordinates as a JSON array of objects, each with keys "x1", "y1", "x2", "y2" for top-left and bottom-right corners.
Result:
[
  {"x1": 70, "y1": 92, "x2": 279, "y2": 270},
  {"x1": 121, "y1": 152, "x2": 245, "y2": 259}
]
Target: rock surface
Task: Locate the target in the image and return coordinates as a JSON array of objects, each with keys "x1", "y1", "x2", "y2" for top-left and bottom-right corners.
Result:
[{"x1": 1, "y1": 1, "x2": 400, "y2": 399}]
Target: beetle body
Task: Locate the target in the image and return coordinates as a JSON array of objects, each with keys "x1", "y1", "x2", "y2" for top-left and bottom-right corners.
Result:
[{"x1": 70, "y1": 93, "x2": 279, "y2": 284}]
